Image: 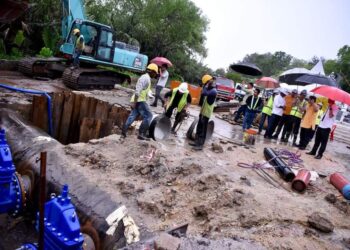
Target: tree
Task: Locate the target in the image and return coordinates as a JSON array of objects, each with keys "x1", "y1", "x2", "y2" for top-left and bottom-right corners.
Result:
[
  {"x1": 336, "y1": 45, "x2": 350, "y2": 92},
  {"x1": 214, "y1": 68, "x2": 226, "y2": 77},
  {"x1": 225, "y1": 71, "x2": 242, "y2": 83}
]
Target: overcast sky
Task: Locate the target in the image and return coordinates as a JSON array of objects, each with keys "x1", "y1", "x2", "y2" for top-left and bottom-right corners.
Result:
[{"x1": 191, "y1": 0, "x2": 350, "y2": 70}]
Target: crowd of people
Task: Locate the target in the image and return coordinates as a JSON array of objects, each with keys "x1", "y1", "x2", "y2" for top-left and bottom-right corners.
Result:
[
  {"x1": 237, "y1": 83, "x2": 338, "y2": 159},
  {"x1": 121, "y1": 63, "x2": 338, "y2": 158}
]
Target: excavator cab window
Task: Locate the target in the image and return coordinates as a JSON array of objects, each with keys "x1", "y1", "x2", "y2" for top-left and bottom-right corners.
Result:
[
  {"x1": 96, "y1": 29, "x2": 114, "y2": 62},
  {"x1": 67, "y1": 23, "x2": 97, "y2": 57}
]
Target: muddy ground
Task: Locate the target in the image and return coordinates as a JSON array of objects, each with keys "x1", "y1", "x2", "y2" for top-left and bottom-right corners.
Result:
[{"x1": 1, "y1": 70, "x2": 350, "y2": 249}]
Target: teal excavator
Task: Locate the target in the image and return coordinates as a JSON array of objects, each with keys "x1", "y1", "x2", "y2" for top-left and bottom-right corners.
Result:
[{"x1": 18, "y1": 0, "x2": 148, "y2": 89}]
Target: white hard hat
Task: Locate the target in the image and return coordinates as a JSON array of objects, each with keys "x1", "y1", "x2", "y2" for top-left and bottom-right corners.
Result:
[
  {"x1": 280, "y1": 88, "x2": 288, "y2": 95},
  {"x1": 178, "y1": 82, "x2": 189, "y2": 93}
]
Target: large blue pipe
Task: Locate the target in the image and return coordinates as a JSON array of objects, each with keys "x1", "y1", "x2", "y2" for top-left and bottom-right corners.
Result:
[{"x1": 0, "y1": 83, "x2": 53, "y2": 136}]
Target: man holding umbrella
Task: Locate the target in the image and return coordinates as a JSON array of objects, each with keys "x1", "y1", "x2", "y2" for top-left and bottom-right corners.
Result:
[
  {"x1": 151, "y1": 64, "x2": 169, "y2": 107},
  {"x1": 307, "y1": 99, "x2": 339, "y2": 159}
]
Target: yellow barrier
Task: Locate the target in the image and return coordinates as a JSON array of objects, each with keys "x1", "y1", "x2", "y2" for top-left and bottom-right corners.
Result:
[{"x1": 170, "y1": 80, "x2": 202, "y2": 105}]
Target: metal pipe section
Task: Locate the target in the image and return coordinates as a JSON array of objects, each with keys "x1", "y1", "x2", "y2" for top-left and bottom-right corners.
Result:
[
  {"x1": 263, "y1": 147, "x2": 295, "y2": 182},
  {"x1": 291, "y1": 169, "x2": 311, "y2": 192},
  {"x1": 330, "y1": 173, "x2": 350, "y2": 200},
  {"x1": 0, "y1": 83, "x2": 53, "y2": 136}
]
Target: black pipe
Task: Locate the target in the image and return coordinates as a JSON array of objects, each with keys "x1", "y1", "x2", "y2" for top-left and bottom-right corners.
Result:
[
  {"x1": 263, "y1": 148, "x2": 295, "y2": 182},
  {"x1": 38, "y1": 152, "x2": 47, "y2": 250}
]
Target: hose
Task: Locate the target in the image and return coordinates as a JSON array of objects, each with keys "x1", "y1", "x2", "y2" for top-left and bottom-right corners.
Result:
[{"x1": 0, "y1": 83, "x2": 53, "y2": 136}]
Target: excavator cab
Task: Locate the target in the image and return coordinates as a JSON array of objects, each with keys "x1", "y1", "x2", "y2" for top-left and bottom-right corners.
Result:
[{"x1": 60, "y1": 19, "x2": 148, "y2": 73}]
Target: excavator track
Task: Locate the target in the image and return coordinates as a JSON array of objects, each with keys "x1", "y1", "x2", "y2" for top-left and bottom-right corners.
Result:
[
  {"x1": 18, "y1": 57, "x2": 67, "y2": 78},
  {"x1": 62, "y1": 68, "x2": 131, "y2": 90}
]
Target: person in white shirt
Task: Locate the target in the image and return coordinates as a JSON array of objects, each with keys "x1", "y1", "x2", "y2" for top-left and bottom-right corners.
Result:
[
  {"x1": 151, "y1": 64, "x2": 169, "y2": 107},
  {"x1": 306, "y1": 99, "x2": 339, "y2": 159},
  {"x1": 264, "y1": 89, "x2": 287, "y2": 139}
]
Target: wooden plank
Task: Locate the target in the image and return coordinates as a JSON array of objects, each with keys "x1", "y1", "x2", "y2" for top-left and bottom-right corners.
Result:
[
  {"x1": 58, "y1": 92, "x2": 75, "y2": 144},
  {"x1": 108, "y1": 106, "x2": 119, "y2": 123},
  {"x1": 31, "y1": 95, "x2": 48, "y2": 132},
  {"x1": 52, "y1": 92, "x2": 65, "y2": 139},
  {"x1": 79, "y1": 118, "x2": 102, "y2": 143},
  {"x1": 79, "y1": 95, "x2": 90, "y2": 122},
  {"x1": 68, "y1": 93, "x2": 83, "y2": 144},
  {"x1": 95, "y1": 100, "x2": 110, "y2": 121},
  {"x1": 87, "y1": 97, "x2": 98, "y2": 118},
  {"x1": 100, "y1": 119, "x2": 114, "y2": 138}
]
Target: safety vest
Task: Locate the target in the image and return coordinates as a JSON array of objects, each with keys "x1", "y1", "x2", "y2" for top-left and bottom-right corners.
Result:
[
  {"x1": 247, "y1": 96, "x2": 260, "y2": 111},
  {"x1": 200, "y1": 96, "x2": 215, "y2": 118},
  {"x1": 316, "y1": 109, "x2": 324, "y2": 125},
  {"x1": 75, "y1": 35, "x2": 85, "y2": 51},
  {"x1": 130, "y1": 79, "x2": 151, "y2": 102},
  {"x1": 290, "y1": 100, "x2": 306, "y2": 118},
  {"x1": 262, "y1": 96, "x2": 273, "y2": 116},
  {"x1": 167, "y1": 88, "x2": 188, "y2": 112}
]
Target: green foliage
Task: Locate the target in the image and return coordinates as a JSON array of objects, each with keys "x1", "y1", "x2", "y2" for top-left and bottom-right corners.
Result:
[
  {"x1": 42, "y1": 27, "x2": 60, "y2": 53},
  {"x1": 225, "y1": 72, "x2": 242, "y2": 83},
  {"x1": 14, "y1": 30, "x2": 25, "y2": 47},
  {"x1": 38, "y1": 47, "x2": 53, "y2": 57},
  {"x1": 86, "y1": 0, "x2": 209, "y2": 83},
  {"x1": 336, "y1": 45, "x2": 350, "y2": 92}
]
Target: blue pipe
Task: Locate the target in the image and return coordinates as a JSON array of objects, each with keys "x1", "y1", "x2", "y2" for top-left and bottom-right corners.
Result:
[{"x1": 0, "y1": 83, "x2": 53, "y2": 136}]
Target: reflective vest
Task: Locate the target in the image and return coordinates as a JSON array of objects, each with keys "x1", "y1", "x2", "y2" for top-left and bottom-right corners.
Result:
[
  {"x1": 262, "y1": 96, "x2": 273, "y2": 116},
  {"x1": 247, "y1": 96, "x2": 261, "y2": 111},
  {"x1": 75, "y1": 35, "x2": 85, "y2": 51},
  {"x1": 200, "y1": 96, "x2": 215, "y2": 118},
  {"x1": 316, "y1": 109, "x2": 324, "y2": 125},
  {"x1": 167, "y1": 88, "x2": 188, "y2": 112},
  {"x1": 130, "y1": 79, "x2": 151, "y2": 102},
  {"x1": 290, "y1": 100, "x2": 306, "y2": 118}
]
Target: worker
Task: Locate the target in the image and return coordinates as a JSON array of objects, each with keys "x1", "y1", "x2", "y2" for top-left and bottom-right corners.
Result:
[
  {"x1": 307, "y1": 99, "x2": 339, "y2": 159},
  {"x1": 234, "y1": 82, "x2": 254, "y2": 122},
  {"x1": 274, "y1": 89, "x2": 298, "y2": 142},
  {"x1": 309, "y1": 102, "x2": 324, "y2": 140},
  {"x1": 258, "y1": 89, "x2": 278, "y2": 134},
  {"x1": 121, "y1": 63, "x2": 159, "y2": 140},
  {"x1": 290, "y1": 89, "x2": 308, "y2": 146},
  {"x1": 164, "y1": 82, "x2": 192, "y2": 134},
  {"x1": 71, "y1": 28, "x2": 85, "y2": 69},
  {"x1": 189, "y1": 74, "x2": 217, "y2": 150},
  {"x1": 297, "y1": 95, "x2": 319, "y2": 150},
  {"x1": 151, "y1": 64, "x2": 169, "y2": 107},
  {"x1": 264, "y1": 89, "x2": 287, "y2": 139},
  {"x1": 242, "y1": 88, "x2": 262, "y2": 131}
]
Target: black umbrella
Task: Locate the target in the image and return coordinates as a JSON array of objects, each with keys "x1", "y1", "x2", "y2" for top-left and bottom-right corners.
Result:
[
  {"x1": 278, "y1": 67, "x2": 310, "y2": 85},
  {"x1": 230, "y1": 63, "x2": 262, "y2": 76},
  {"x1": 296, "y1": 74, "x2": 337, "y2": 87}
]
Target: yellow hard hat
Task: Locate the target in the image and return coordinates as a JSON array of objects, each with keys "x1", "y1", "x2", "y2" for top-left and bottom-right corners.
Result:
[
  {"x1": 146, "y1": 63, "x2": 159, "y2": 73},
  {"x1": 202, "y1": 74, "x2": 213, "y2": 84},
  {"x1": 73, "y1": 29, "x2": 80, "y2": 35}
]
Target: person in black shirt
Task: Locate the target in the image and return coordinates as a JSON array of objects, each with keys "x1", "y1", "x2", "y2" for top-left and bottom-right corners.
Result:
[
  {"x1": 164, "y1": 82, "x2": 192, "y2": 133},
  {"x1": 242, "y1": 88, "x2": 263, "y2": 130}
]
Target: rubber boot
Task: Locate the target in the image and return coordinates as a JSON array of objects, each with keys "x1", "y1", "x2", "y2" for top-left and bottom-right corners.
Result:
[{"x1": 292, "y1": 136, "x2": 298, "y2": 147}]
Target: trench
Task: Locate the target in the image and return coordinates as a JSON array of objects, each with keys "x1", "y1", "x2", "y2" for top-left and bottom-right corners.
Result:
[{"x1": 0, "y1": 87, "x2": 142, "y2": 249}]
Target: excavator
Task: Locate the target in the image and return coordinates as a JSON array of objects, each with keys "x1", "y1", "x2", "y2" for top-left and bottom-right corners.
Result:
[{"x1": 18, "y1": 0, "x2": 148, "y2": 89}]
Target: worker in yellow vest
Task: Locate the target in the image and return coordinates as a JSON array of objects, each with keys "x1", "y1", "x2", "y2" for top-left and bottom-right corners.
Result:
[
  {"x1": 289, "y1": 89, "x2": 307, "y2": 146},
  {"x1": 189, "y1": 74, "x2": 217, "y2": 150},
  {"x1": 71, "y1": 28, "x2": 85, "y2": 69},
  {"x1": 310, "y1": 102, "x2": 324, "y2": 140},
  {"x1": 164, "y1": 82, "x2": 192, "y2": 134},
  {"x1": 121, "y1": 63, "x2": 159, "y2": 140},
  {"x1": 258, "y1": 89, "x2": 278, "y2": 134}
]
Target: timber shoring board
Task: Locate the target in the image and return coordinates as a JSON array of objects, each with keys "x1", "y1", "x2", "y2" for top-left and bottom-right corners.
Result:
[
  {"x1": 58, "y1": 92, "x2": 75, "y2": 144},
  {"x1": 100, "y1": 119, "x2": 114, "y2": 138},
  {"x1": 52, "y1": 92, "x2": 65, "y2": 139},
  {"x1": 31, "y1": 95, "x2": 48, "y2": 133},
  {"x1": 87, "y1": 97, "x2": 98, "y2": 118},
  {"x1": 95, "y1": 100, "x2": 110, "y2": 121},
  {"x1": 79, "y1": 118, "x2": 102, "y2": 142},
  {"x1": 68, "y1": 93, "x2": 83, "y2": 144}
]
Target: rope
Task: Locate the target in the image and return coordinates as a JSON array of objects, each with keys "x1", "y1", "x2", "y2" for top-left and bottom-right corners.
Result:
[{"x1": 237, "y1": 148, "x2": 304, "y2": 170}]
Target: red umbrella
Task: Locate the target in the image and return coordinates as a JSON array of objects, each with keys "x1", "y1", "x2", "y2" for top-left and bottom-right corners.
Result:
[
  {"x1": 150, "y1": 57, "x2": 173, "y2": 67},
  {"x1": 256, "y1": 77, "x2": 279, "y2": 89},
  {"x1": 310, "y1": 86, "x2": 350, "y2": 105}
]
